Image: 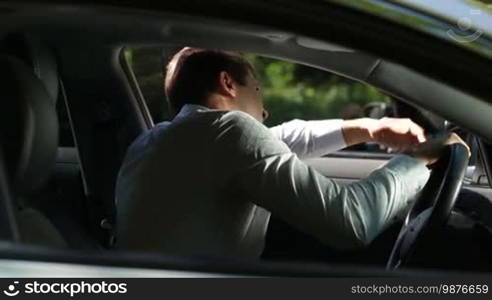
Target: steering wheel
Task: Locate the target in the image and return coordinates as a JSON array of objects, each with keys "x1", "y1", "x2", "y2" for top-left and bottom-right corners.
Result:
[{"x1": 386, "y1": 143, "x2": 470, "y2": 269}]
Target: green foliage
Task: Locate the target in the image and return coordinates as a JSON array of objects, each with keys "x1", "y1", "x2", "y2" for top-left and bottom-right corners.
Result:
[
  {"x1": 245, "y1": 55, "x2": 391, "y2": 127},
  {"x1": 125, "y1": 47, "x2": 171, "y2": 122}
]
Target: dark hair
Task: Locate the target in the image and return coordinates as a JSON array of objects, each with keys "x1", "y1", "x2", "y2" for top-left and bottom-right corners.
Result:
[{"x1": 164, "y1": 47, "x2": 255, "y2": 114}]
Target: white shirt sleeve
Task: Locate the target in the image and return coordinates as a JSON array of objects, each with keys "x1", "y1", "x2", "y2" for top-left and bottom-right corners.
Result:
[{"x1": 270, "y1": 119, "x2": 347, "y2": 159}]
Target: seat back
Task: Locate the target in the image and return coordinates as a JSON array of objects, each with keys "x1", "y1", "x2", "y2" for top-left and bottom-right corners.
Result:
[{"x1": 0, "y1": 53, "x2": 65, "y2": 247}]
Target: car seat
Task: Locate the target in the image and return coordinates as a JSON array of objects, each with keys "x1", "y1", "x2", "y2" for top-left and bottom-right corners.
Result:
[{"x1": 0, "y1": 53, "x2": 66, "y2": 247}]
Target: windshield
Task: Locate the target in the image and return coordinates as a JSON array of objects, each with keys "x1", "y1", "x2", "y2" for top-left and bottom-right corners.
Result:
[
  {"x1": 326, "y1": 0, "x2": 492, "y2": 59},
  {"x1": 395, "y1": 0, "x2": 492, "y2": 37}
]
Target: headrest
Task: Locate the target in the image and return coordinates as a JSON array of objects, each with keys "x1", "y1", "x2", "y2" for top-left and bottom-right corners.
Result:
[
  {"x1": 0, "y1": 33, "x2": 59, "y2": 103},
  {"x1": 0, "y1": 55, "x2": 59, "y2": 194}
]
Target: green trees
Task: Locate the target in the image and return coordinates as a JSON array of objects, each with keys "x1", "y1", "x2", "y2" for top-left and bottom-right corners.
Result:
[{"x1": 246, "y1": 55, "x2": 391, "y2": 126}]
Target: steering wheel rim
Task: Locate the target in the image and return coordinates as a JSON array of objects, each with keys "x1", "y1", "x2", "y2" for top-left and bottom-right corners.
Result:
[{"x1": 386, "y1": 143, "x2": 470, "y2": 270}]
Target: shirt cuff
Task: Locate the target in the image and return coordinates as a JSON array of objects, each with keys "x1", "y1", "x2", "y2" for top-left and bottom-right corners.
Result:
[
  {"x1": 307, "y1": 119, "x2": 346, "y2": 157},
  {"x1": 381, "y1": 154, "x2": 431, "y2": 196},
  {"x1": 270, "y1": 119, "x2": 347, "y2": 158}
]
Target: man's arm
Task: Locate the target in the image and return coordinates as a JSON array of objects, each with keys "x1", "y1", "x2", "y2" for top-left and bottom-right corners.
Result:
[
  {"x1": 215, "y1": 112, "x2": 430, "y2": 250},
  {"x1": 270, "y1": 117, "x2": 427, "y2": 159}
]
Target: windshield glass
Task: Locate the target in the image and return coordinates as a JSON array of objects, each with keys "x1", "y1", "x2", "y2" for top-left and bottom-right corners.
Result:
[
  {"x1": 326, "y1": 0, "x2": 492, "y2": 58},
  {"x1": 396, "y1": 0, "x2": 492, "y2": 37}
]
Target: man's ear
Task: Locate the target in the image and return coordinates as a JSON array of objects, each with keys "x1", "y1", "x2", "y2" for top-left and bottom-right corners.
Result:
[{"x1": 217, "y1": 71, "x2": 237, "y2": 98}]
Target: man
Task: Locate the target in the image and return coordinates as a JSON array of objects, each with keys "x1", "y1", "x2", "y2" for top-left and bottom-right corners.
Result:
[{"x1": 115, "y1": 48, "x2": 467, "y2": 257}]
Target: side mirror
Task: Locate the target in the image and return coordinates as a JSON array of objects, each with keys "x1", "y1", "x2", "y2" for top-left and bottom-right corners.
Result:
[{"x1": 363, "y1": 102, "x2": 394, "y2": 119}]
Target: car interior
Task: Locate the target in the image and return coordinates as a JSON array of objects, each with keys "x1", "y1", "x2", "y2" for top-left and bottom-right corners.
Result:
[{"x1": 0, "y1": 2, "x2": 492, "y2": 276}]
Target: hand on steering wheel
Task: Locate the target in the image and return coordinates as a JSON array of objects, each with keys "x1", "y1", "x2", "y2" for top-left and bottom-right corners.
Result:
[
  {"x1": 387, "y1": 133, "x2": 470, "y2": 269},
  {"x1": 410, "y1": 132, "x2": 470, "y2": 165}
]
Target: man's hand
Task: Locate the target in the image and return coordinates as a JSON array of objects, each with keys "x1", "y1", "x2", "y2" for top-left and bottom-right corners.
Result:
[
  {"x1": 408, "y1": 133, "x2": 471, "y2": 165},
  {"x1": 342, "y1": 117, "x2": 426, "y2": 151},
  {"x1": 368, "y1": 117, "x2": 427, "y2": 151}
]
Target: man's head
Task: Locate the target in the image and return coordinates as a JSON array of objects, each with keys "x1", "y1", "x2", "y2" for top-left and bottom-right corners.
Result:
[{"x1": 164, "y1": 47, "x2": 267, "y2": 122}]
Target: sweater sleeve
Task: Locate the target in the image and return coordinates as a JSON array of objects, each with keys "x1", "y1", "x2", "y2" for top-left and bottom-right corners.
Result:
[{"x1": 215, "y1": 111, "x2": 430, "y2": 250}]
